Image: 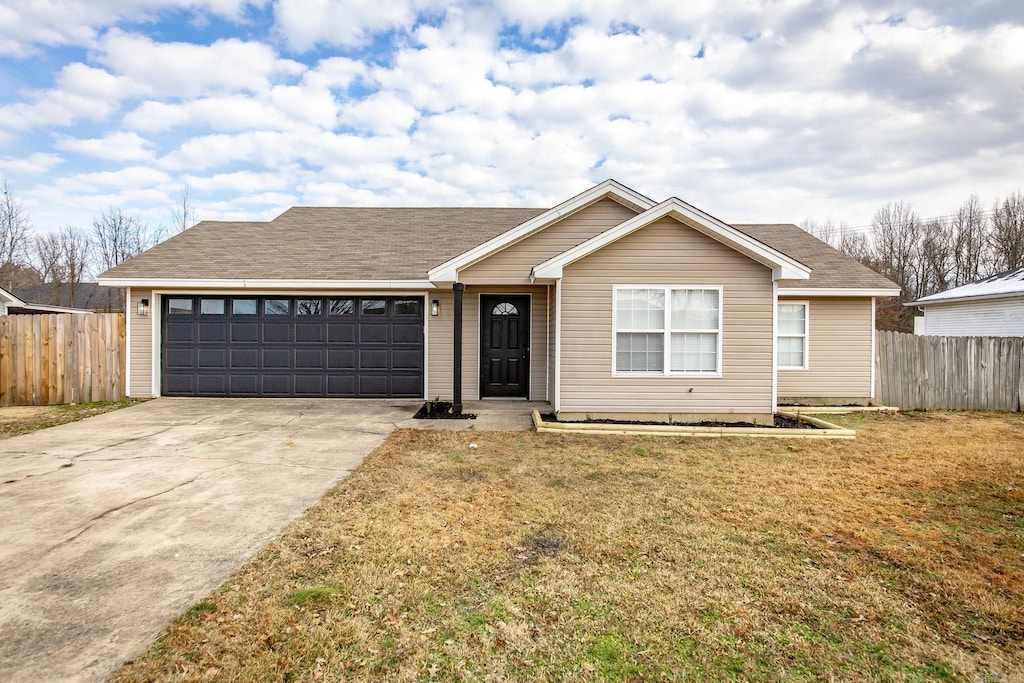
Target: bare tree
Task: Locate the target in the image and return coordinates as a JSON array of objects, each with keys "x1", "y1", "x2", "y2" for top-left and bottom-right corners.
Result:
[
  {"x1": 950, "y1": 194, "x2": 988, "y2": 286},
  {"x1": 92, "y1": 207, "x2": 151, "y2": 272},
  {"x1": 918, "y1": 218, "x2": 953, "y2": 296},
  {"x1": 991, "y1": 191, "x2": 1024, "y2": 272},
  {"x1": 34, "y1": 226, "x2": 92, "y2": 305},
  {"x1": 1, "y1": 179, "x2": 34, "y2": 290},
  {"x1": 171, "y1": 184, "x2": 197, "y2": 234}
]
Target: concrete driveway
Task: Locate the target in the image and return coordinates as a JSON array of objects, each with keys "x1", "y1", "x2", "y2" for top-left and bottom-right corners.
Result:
[{"x1": 0, "y1": 398, "x2": 417, "y2": 682}]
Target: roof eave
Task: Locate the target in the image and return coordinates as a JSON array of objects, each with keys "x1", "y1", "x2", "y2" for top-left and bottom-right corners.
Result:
[
  {"x1": 97, "y1": 277, "x2": 435, "y2": 290},
  {"x1": 906, "y1": 290, "x2": 1024, "y2": 307},
  {"x1": 782, "y1": 287, "x2": 902, "y2": 297}
]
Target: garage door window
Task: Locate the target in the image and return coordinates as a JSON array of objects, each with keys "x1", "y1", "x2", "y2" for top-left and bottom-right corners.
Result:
[
  {"x1": 297, "y1": 299, "x2": 323, "y2": 316},
  {"x1": 232, "y1": 299, "x2": 257, "y2": 315},
  {"x1": 168, "y1": 298, "x2": 193, "y2": 314},
  {"x1": 362, "y1": 299, "x2": 386, "y2": 315},
  {"x1": 394, "y1": 299, "x2": 420, "y2": 315},
  {"x1": 201, "y1": 299, "x2": 225, "y2": 315},
  {"x1": 329, "y1": 299, "x2": 354, "y2": 316},
  {"x1": 265, "y1": 299, "x2": 289, "y2": 315}
]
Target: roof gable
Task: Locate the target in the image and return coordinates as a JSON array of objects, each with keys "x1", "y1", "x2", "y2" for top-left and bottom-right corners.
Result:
[
  {"x1": 532, "y1": 198, "x2": 812, "y2": 282},
  {"x1": 427, "y1": 179, "x2": 655, "y2": 283}
]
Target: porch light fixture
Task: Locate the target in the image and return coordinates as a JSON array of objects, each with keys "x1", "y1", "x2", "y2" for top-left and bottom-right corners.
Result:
[
  {"x1": 430, "y1": 299, "x2": 440, "y2": 316},
  {"x1": 137, "y1": 298, "x2": 150, "y2": 316}
]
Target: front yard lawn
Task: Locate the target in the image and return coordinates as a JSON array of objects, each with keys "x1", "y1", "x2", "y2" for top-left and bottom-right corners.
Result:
[{"x1": 116, "y1": 411, "x2": 1023, "y2": 681}]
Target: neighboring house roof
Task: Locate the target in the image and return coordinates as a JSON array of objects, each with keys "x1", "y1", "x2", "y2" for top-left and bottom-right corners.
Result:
[
  {"x1": 907, "y1": 267, "x2": 1024, "y2": 306},
  {"x1": 0, "y1": 286, "x2": 94, "y2": 314},
  {"x1": 735, "y1": 224, "x2": 901, "y2": 294},
  {"x1": 13, "y1": 282, "x2": 125, "y2": 311},
  {"x1": 98, "y1": 180, "x2": 898, "y2": 295}
]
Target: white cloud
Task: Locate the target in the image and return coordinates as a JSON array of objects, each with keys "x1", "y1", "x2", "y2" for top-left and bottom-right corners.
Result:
[
  {"x1": 0, "y1": 0, "x2": 266, "y2": 56},
  {"x1": 273, "y1": 0, "x2": 447, "y2": 51},
  {"x1": 55, "y1": 132, "x2": 155, "y2": 161},
  {"x1": 0, "y1": 153, "x2": 64, "y2": 176}
]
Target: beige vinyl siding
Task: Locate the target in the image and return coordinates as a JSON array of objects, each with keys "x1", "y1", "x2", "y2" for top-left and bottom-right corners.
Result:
[
  {"x1": 559, "y1": 217, "x2": 775, "y2": 416},
  {"x1": 548, "y1": 284, "x2": 556, "y2": 403},
  {"x1": 129, "y1": 288, "x2": 154, "y2": 396},
  {"x1": 778, "y1": 297, "x2": 873, "y2": 401},
  {"x1": 460, "y1": 198, "x2": 638, "y2": 285},
  {"x1": 427, "y1": 285, "x2": 548, "y2": 401}
]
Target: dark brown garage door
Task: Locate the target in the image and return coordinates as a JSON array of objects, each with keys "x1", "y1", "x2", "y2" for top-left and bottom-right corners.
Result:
[{"x1": 161, "y1": 295, "x2": 424, "y2": 398}]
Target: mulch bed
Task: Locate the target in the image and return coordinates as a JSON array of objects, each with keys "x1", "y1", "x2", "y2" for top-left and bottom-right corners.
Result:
[{"x1": 414, "y1": 401, "x2": 477, "y2": 420}]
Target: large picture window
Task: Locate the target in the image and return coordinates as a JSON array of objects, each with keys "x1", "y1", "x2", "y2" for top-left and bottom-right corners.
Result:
[
  {"x1": 614, "y1": 286, "x2": 722, "y2": 376},
  {"x1": 777, "y1": 302, "x2": 808, "y2": 369}
]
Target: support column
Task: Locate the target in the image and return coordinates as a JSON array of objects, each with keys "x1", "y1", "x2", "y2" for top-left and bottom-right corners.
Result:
[{"x1": 452, "y1": 282, "x2": 465, "y2": 414}]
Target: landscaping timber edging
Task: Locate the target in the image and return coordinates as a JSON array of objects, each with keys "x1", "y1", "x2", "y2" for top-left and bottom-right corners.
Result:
[{"x1": 532, "y1": 410, "x2": 856, "y2": 439}]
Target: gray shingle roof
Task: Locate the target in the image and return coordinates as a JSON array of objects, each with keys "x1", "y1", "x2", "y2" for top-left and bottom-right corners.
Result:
[
  {"x1": 102, "y1": 209, "x2": 546, "y2": 280},
  {"x1": 101, "y1": 207, "x2": 897, "y2": 292},
  {"x1": 734, "y1": 224, "x2": 898, "y2": 290}
]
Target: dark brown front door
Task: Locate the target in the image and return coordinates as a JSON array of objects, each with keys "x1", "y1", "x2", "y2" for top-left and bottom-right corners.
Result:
[{"x1": 480, "y1": 295, "x2": 529, "y2": 398}]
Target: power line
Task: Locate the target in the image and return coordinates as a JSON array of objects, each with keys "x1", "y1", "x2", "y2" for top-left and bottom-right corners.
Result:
[{"x1": 809, "y1": 208, "x2": 999, "y2": 234}]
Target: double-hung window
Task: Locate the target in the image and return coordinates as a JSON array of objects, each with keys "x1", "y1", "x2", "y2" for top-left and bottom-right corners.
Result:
[
  {"x1": 777, "y1": 302, "x2": 808, "y2": 369},
  {"x1": 614, "y1": 286, "x2": 722, "y2": 376}
]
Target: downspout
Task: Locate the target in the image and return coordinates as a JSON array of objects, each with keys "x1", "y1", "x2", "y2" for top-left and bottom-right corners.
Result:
[{"x1": 453, "y1": 282, "x2": 464, "y2": 414}]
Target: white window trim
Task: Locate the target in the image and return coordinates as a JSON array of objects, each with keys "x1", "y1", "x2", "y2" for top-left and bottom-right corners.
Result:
[
  {"x1": 777, "y1": 300, "x2": 809, "y2": 371},
  {"x1": 611, "y1": 285, "x2": 723, "y2": 378}
]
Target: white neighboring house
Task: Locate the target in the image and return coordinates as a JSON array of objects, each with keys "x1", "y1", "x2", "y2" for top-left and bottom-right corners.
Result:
[
  {"x1": 908, "y1": 267, "x2": 1024, "y2": 336},
  {"x1": 0, "y1": 287, "x2": 93, "y2": 316}
]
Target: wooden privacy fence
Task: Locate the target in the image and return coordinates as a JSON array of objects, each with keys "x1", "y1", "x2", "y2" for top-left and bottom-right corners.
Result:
[
  {"x1": 0, "y1": 313, "x2": 126, "y2": 407},
  {"x1": 875, "y1": 331, "x2": 1024, "y2": 411}
]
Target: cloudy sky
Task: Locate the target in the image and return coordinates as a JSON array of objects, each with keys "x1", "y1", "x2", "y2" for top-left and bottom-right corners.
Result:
[{"x1": 1, "y1": 0, "x2": 1023, "y2": 236}]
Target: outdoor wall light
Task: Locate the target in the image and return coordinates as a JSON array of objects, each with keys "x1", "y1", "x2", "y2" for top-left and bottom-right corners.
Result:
[
  {"x1": 430, "y1": 299, "x2": 440, "y2": 316},
  {"x1": 138, "y1": 298, "x2": 150, "y2": 316}
]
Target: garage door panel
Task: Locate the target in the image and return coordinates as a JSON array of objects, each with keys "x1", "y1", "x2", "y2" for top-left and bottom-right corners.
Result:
[
  {"x1": 327, "y1": 374, "x2": 355, "y2": 396},
  {"x1": 294, "y1": 375, "x2": 325, "y2": 396},
  {"x1": 295, "y1": 349, "x2": 323, "y2": 369},
  {"x1": 230, "y1": 323, "x2": 259, "y2": 343},
  {"x1": 295, "y1": 323, "x2": 325, "y2": 343},
  {"x1": 391, "y1": 375, "x2": 422, "y2": 397},
  {"x1": 198, "y1": 322, "x2": 227, "y2": 342},
  {"x1": 165, "y1": 322, "x2": 195, "y2": 342},
  {"x1": 197, "y1": 348, "x2": 227, "y2": 369},
  {"x1": 359, "y1": 349, "x2": 388, "y2": 370},
  {"x1": 165, "y1": 348, "x2": 195, "y2": 369},
  {"x1": 197, "y1": 374, "x2": 227, "y2": 395},
  {"x1": 357, "y1": 375, "x2": 389, "y2": 397},
  {"x1": 261, "y1": 375, "x2": 292, "y2": 396},
  {"x1": 164, "y1": 373, "x2": 195, "y2": 394},
  {"x1": 392, "y1": 349, "x2": 422, "y2": 371},
  {"x1": 163, "y1": 296, "x2": 423, "y2": 398},
  {"x1": 230, "y1": 375, "x2": 259, "y2": 395},
  {"x1": 328, "y1": 323, "x2": 355, "y2": 343},
  {"x1": 263, "y1": 323, "x2": 291, "y2": 343}
]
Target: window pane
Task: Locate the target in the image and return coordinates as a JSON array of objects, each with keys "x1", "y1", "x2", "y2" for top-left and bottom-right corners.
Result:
[
  {"x1": 491, "y1": 302, "x2": 518, "y2": 316},
  {"x1": 232, "y1": 299, "x2": 257, "y2": 315},
  {"x1": 779, "y1": 336, "x2": 805, "y2": 367},
  {"x1": 670, "y1": 332, "x2": 718, "y2": 372},
  {"x1": 329, "y1": 299, "x2": 354, "y2": 316},
  {"x1": 265, "y1": 299, "x2": 289, "y2": 315},
  {"x1": 167, "y1": 298, "x2": 193, "y2": 314},
  {"x1": 395, "y1": 299, "x2": 420, "y2": 316},
  {"x1": 672, "y1": 289, "x2": 719, "y2": 330},
  {"x1": 616, "y1": 288, "x2": 664, "y2": 329},
  {"x1": 778, "y1": 304, "x2": 806, "y2": 335},
  {"x1": 200, "y1": 298, "x2": 225, "y2": 315},
  {"x1": 361, "y1": 299, "x2": 386, "y2": 315},
  {"x1": 297, "y1": 299, "x2": 323, "y2": 316},
  {"x1": 616, "y1": 333, "x2": 664, "y2": 372}
]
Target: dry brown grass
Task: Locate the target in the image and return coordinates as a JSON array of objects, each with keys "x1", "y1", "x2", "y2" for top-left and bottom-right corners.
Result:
[
  {"x1": 0, "y1": 399, "x2": 145, "y2": 439},
  {"x1": 114, "y1": 411, "x2": 1024, "y2": 682}
]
